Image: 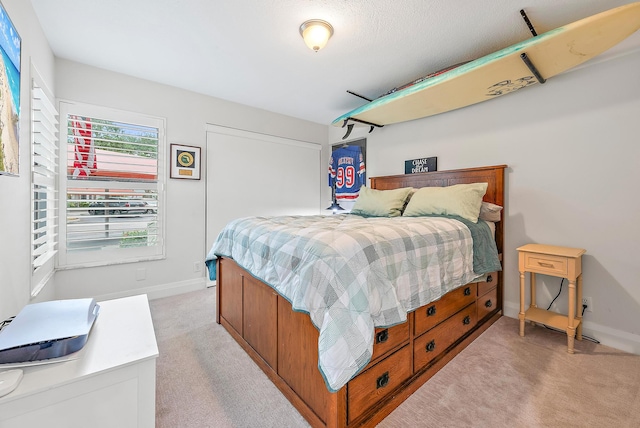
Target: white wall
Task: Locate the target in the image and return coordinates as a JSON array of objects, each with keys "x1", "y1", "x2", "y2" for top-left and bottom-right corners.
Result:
[
  {"x1": 330, "y1": 49, "x2": 640, "y2": 353},
  {"x1": 53, "y1": 59, "x2": 328, "y2": 301},
  {"x1": 206, "y1": 126, "x2": 323, "y2": 256},
  {"x1": 0, "y1": 0, "x2": 57, "y2": 321}
]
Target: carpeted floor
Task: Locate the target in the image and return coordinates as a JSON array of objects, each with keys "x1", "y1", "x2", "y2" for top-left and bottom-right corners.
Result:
[{"x1": 150, "y1": 287, "x2": 640, "y2": 427}]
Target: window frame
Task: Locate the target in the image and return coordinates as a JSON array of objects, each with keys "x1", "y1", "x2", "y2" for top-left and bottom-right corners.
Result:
[{"x1": 57, "y1": 100, "x2": 166, "y2": 269}]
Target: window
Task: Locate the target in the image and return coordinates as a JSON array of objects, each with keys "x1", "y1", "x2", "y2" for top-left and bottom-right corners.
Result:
[
  {"x1": 58, "y1": 101, "x2": 165, "y2": 268},
  {"x1": 31, "y1": 68, "x2": 58, "y2": 295}
]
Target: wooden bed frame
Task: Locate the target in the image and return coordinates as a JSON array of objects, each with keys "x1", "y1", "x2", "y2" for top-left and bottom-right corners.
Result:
[{"x1": 216, "y1": 165, "x2": 506, "y2": 428}]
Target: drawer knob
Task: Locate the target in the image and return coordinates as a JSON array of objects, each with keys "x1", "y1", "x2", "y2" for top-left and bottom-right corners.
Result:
[
  {"x1": 376, "y1": 372, "x2": 390, "y2": 389},
  {"x1": 464, "y1": 287, "x2": 471, "y2": 296},
  {"x1": 427, "y1": 305, "x2": 436, "y2": 316},
  {"x1": 485, "y1": 300, "x2": 493, "y2": 308},
  {"x1": 376, "y1": 329, "x2": 389, "y2": 344},
  {"x1": 487, "y1": 274, "x2": 493, "y2": 283},
  {"x1": 463, "y1": 315, "x2": 471, "y2": 325},
  {"x1": 538, "y1": 262, "x2": 554, "y2": 268},
  {"x1": 425, "y1": 340, "x2": 436, "y2": 352}
]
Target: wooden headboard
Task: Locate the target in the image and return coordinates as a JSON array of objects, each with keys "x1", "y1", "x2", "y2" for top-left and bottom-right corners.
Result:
[{"x1": 369, "y1": 165, "x2": 507, "y2": 255}]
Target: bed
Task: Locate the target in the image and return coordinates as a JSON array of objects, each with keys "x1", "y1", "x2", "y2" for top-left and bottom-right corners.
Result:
[{"x1": 208, "y1": 164, "x2": 506, "y2": 428}]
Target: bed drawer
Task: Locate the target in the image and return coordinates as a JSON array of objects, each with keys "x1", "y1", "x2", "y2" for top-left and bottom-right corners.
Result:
[
  {"x1": 522, "y1": 252, "x2": 568, "y2": 277},
  {"x1": 414, "y1": 283, "x2": 477, "y2": 336},
  {"x1": 413, "y1": 303, "x2": 477, "y2": 372},
  {"x1": 477, "y1": 271, "x2": 498, "y2": 296},
  {"x1": 347, "y1": 345, "x2": 412, "y2": 423},
  {"x1": 477, "y1": 286, "x2": 498, "y2": 321},
  {"x1": 371, "y1": 322, "x2": 410, "y2": 363}
]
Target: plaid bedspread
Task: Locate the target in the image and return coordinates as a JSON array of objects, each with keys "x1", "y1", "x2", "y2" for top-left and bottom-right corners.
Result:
[{"x1": 207, "y1": 214, "x2": 500, "y2": 392}]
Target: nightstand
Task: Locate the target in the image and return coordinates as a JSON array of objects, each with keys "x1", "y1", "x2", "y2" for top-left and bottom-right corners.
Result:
[{"x1": 517, "y1": 244, "x2": 586, "y2": 353}]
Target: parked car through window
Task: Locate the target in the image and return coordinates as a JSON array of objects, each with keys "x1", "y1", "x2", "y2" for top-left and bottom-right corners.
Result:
[{"x1": 88, "y1": 200, "x2": 155, "y2": 216}]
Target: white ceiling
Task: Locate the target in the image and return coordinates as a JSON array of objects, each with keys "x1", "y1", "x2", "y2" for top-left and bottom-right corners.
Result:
[{"x1": 31, "y1": 0, "x2": 640, "y2": 125}]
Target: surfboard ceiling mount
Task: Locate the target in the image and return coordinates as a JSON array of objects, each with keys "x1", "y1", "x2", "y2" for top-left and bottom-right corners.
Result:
[
  {"x1": 520, "y1": 9, "x2": 538, "y2": 37},
  {"x1": 340, "y1": 117, "x2": 383, "y2": 140},
  {"x1": 519, "y1": 53, "x2": 546, "y2": 84},
  {"x1": 518, "y1": 10, "x2": 546, "y2": 84}
]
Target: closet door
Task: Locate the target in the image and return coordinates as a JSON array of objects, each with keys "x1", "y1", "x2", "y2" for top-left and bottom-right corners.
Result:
[{"x1": 205, "y1": 125, "x2": 322, "y2": 262}]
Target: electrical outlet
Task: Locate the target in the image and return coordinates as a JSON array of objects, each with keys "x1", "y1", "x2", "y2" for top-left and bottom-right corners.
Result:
[
  {"x1": 582, "y1": 297, "x2": 593, "y2": 312},
  {"x1": 193, "y1": 262, "x2": 202, "y2": 273}
]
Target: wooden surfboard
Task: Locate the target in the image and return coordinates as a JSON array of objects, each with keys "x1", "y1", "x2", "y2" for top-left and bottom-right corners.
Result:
[{"x1": 332, "y1": 2, "x2": 640, "y2": 130}]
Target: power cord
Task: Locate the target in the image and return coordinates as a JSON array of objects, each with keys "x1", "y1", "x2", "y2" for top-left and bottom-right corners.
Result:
[
  {"x1": 541, "y1": 278, "x2": 600, "y2": 344},
  {"x1": 0, "y1": 316, "x2": 14, "y2": 332},
  {"x1": 546, "y1": 278, "x2": 564, "y2": 310}
]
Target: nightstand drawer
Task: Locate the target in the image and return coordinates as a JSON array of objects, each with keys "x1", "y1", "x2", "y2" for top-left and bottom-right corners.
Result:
[{"x1": 522, "y1": 253, "x2": 568, "y2": 276}]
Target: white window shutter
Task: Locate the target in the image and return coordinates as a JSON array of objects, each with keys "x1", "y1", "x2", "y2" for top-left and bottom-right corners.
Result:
[{"x1": 31, "y1": 69, "x2": 59, "y2": 295}]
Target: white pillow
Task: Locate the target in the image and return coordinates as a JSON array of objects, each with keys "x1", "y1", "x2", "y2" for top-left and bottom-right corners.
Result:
[
  {"x1": 479, "y1": 201, "x2": 503, "y2": 222},
  {"x1": 402, "y1": 182, "x2": 488, "y2": 223},
  {"x1": 350, "y1": 186, "x2": 414, "y2": 217}
]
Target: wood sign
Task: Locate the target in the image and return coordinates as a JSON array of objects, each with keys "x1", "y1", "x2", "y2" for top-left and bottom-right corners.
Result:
[{"x1": 405, "y1": 157, "x2": 437, "y2": 174}]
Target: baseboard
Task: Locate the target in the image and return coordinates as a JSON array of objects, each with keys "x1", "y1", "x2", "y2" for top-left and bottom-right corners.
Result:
[
  {"x1": 94, "y1": 278, "x2": 208, "y2": 302},
  {"x1": 503, "y1": 301, "x2": 640, "y2": 355}
]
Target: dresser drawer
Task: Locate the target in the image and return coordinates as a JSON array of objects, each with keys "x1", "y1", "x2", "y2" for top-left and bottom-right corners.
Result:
[
  {"x1": 347, "y1": 345, "x2": 412, "y2": 423},
  {"x1": 371, "y1": 321, "x2": 410, "y2": 362},
  {"x1": 477, "y1": 286, "x2": 498, "y2": 321},
  {"x1": 522, "y1": 252, "x2": 568, "y2": 277},
  {"x1": 414, "y1": 303, "x2": 477, "y2": 372},
  {"x1": 477, "y1": 272, "x2": 498, "y2": 296},
  {"x1": 414, "y1": 283, "x2": 477, "y2": 336}
]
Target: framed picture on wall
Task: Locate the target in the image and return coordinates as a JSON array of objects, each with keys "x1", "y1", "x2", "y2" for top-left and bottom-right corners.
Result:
[
  {"x1": 170, "y1": 144, "x2": 201, "y2": 180},
  {"x1": 0, "y1": 1, "x2": 22, "y2": 176}
]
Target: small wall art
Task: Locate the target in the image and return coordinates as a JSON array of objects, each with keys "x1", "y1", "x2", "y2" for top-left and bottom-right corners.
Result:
[
  {"x1": 170, "y1": 144, "x2": 201, "y2": 180},
  {"x1": 0, "y1": 1, "x2": 22, "y2": 176},
  {"x1": 404, "y1": 156, "x2": 437, "y2": 174}
]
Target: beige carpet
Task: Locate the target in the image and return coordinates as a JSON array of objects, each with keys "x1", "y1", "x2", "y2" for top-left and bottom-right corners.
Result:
[{"x1": 150, "y1": 287, "x2": 640, "y2": 428}]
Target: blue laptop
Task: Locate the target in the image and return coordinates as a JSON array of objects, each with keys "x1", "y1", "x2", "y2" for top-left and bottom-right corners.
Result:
[{"x1": 0, "y1": 299, "x2": 100, "y2": 364}]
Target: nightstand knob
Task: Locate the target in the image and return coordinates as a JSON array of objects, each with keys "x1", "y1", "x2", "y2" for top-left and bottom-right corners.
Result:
[
  {"x1": 427, "y1": 305, "x2": 436, "y2": 316},
  {"x1": 464, "y1": 287, "x2": 471, "y2": 296},
  {"x1": 487, "y1": 274, "x2": 493, "y2": 283},
  {"x1": 463, "y1": 315, "x2": 471, "y2": 325},
  {"x1": 485, "y1": 300, "x2": 493, "y2": 308}
]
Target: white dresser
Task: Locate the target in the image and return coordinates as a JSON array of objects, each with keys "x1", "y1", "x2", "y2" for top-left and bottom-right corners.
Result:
[{"x1": 0, "y1": 294, "x2": 159, "y2": 428}]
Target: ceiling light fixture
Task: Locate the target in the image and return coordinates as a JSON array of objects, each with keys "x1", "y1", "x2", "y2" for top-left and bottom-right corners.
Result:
[{"x1": 299, "y1": 19, "x2": 334, "y2": 52}]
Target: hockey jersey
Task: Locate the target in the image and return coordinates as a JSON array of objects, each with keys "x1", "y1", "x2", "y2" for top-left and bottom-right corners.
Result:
[{"x1": 328, "y1": 146, "x2": 366, "y2": 200}]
